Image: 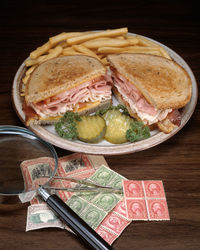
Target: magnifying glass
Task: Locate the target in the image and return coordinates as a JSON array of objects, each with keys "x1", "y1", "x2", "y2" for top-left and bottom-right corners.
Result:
[{"x1": 0, "y1": 125, "x2": 113, "y2": 250}]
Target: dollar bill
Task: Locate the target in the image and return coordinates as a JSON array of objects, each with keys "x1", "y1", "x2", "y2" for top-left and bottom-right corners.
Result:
[{"x1": 26, "y1": 204, "x2": 65, "y2": 231}]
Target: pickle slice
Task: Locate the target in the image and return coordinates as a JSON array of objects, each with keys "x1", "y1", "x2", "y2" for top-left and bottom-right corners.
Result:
[
  {"x1": 76, "y1": 115, "x2": 106, "y2": 143},
  {"x1": 103, "y1": 110, "x2": 134, "y2": 144},
  {"x1": 102, "y1": 109, "x2": 122, "y2": 124}
]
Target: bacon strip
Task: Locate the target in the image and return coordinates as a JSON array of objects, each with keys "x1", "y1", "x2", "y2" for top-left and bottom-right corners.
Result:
[{"x1": 167, "y1": 109, "x2": 181, "y2": 126}]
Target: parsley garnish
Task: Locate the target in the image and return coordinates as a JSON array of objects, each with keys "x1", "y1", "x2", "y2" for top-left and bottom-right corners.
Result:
[
  {"x1": 55, "y1": 112, "x2": 81, "y2": 140},
  {"x1": 126, "y1": 121, "x2": 150, "y2": 142}
]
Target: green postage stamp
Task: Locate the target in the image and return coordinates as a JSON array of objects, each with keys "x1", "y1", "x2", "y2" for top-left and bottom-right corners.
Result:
[{"x1": 66, "y1": 165, "x2": 125, "y2": 229}]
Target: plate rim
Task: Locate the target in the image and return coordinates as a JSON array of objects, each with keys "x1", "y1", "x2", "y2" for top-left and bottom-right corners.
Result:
[{"x1": 12, "y1": 32, "x2": 198, "y2": 155}]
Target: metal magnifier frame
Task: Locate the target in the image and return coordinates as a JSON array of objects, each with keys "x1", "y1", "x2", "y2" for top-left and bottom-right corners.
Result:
[{"x1": 0, "y1": 125, "x2": 58, "y2": 195}]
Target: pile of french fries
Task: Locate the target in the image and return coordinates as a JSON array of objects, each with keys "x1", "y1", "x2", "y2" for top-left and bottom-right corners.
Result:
[{"x1": 22, "y1": 27, "x2": 171, "y2": 92}]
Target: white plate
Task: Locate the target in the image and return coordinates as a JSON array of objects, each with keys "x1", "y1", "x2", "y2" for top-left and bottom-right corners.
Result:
[{"x1": 12, "y1": 33, "x2": 198, "y2": 155}]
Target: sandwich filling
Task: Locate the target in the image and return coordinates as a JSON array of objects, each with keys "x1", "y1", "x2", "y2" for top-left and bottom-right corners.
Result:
[
  {"x1": 111, "y1": 69, "x2": 172, "y2": 125},
  {"x1": 30, "y1": 75, "x2": 112, "y2": 118}
]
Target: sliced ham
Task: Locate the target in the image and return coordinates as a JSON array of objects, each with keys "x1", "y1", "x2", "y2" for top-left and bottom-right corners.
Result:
[
  {"x1": 111, "y1": 70, "x2": 172, "y2": 125},
  {"x1": 31, "y1": 75, "x2": 112, "y2": 118},
  {"x1": 136, "y1": 98, "x2": 157, "y2": 116}
]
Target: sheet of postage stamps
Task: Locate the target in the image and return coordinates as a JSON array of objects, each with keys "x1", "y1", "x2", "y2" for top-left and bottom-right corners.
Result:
[{"x1": 122, "y1": 180, "x2": 170, "y2": 221}]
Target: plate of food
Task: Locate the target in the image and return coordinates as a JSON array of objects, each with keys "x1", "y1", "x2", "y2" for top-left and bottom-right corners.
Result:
[{"x1": 12, "y1": 27, "x2": 198, "y2": 155}]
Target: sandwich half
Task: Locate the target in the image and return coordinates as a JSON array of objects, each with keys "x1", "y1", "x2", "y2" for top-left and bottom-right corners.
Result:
[
  {"x1": 107, "y1": 53, "x2": 192, "y2": 133},
  {"x1": 23, "y1": 55, "x2": 112, "y2": 125}
]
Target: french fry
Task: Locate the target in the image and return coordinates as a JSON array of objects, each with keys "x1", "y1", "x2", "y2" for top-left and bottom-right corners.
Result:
[
  {"x1": 83, "y1": 38, "x2": 129, "y2": 49},
  {"x1": 158, "y1": 47, "x2": 171, "y2": 59},
  {"x1": 44, "y1": 45, "x2": 63, "y2": 61},
  {"x1": 98, "y1": 45, "x2": 163, "y2": 56},
  {"x1": 101, "y1": 57, "x2": 108, "y2": 65},
  {"x1": 22, "y1": 74, "x2": 29, "y2": 84},
  {"x1": 97, "y1": 47, "x2": 127, "y2": 54},
  {"x1": 127, "y1": 37, "x2": 139, "y2": 46},
  {"x1": 49, "y1": 32, "x2": 84, "y2": 46},
  {"x1": 123, "y1": 50, "x2": 162, "y2": 56},
  {"x1": 58, "y1": 41, "x2": 68, "y2": 48},
  {"x1": 62, "y1": 47, "x2": 76, "y2": 53},
  {"x1": 25, "y1": 46, "x2": 63, "y2": 66},
  {"x1": 30, "y1": 42, "x2": 51, "y2": 59},
  {"x1": 67, "y1": 27, "x2": 128, "y2": 45},
  {"x1": 72, "y1": 44, "x2": 100, "y2": 59},
  {"x1": 136, "y1": 35, "x2": 171, "y2": 59},
  {"x1": 63, "y1": 51, "x2": 83, "y2": 56},
  {"x1": 115, "y1": 36, "x2": 125, "y2": 40},
  {"x1": 25, "y1": 65, "x2": 36, "y2": 75},
  {"x1": 123, "y1": 46, "x2": 161, "y2": 53},
  {"x1": 25, "y1": 55, "x2": 47, "y2": 67},
  {"x1": 136, "y1": 35, "x2": 162, "y2": 48},
  {"x1": 62, "y1": 47, "x2": 83, "y2": 56}
]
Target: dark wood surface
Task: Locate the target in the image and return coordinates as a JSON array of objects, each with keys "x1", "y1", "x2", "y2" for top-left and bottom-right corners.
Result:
[{"x1": 0, "y1": 1, "x2": 200, "y2": 249}]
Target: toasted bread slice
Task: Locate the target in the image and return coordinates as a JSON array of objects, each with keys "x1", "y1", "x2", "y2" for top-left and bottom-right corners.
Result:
[
  {"x1": 25, "y1": 55, "x2": 106, "y2": 104},
  {"x1": 107, "y1": 53, "x2": 192, "y2": 109}
]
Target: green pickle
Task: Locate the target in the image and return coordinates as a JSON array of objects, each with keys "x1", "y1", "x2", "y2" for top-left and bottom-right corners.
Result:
[
  {"x1": 76, "y1": 115, "x2": 106, "y2": 143},
  {"x1": 103, "y1": 110, "x2": 133, "y2": 144}
]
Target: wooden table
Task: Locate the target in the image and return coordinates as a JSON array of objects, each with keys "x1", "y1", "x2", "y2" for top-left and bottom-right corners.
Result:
[{"x1": 0, "y1": 1, "x2": 199, "y2": 249}]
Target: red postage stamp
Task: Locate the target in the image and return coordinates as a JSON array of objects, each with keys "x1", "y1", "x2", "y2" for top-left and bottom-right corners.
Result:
[
  {"x1": 123, "y1": 180, "x2": 144, "y2": 198},
  {"x1": 95, "y1": 225, "x2": 117, "y2": 245},
  {"x1": 125, "y1": 199, "x2": 148, "y2": 220},
  {"x1": 143, "y1": 181, "x2": 165, "y2": 199},
  {"x1": 146, "y1": 199, "x2": 170, "y2": 220},
  {"x1": 112, "y1": 199, "x2": 128, "y2": 219},
  {"x1": 101, "y1": 211, "x2": 130, "y2": 235},
  {"x1": 58, "y1": 153, "x2": 93, "y2": 177},
  {"x1": 20, "y1": 157, "x2": 55, "y2": 191}
]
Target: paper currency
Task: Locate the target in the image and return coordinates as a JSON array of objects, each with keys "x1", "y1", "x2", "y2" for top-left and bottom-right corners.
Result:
[{"x1": 26, "y1": 204, "x2": 65, "y2": 231}]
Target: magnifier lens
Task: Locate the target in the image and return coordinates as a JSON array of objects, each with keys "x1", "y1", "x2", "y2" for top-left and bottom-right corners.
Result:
[{"x1": 0, "y1": 126, "x2": 58, "y2": 196}]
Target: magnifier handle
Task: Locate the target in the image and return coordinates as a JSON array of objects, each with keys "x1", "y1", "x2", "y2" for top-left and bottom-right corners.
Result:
[{"x1": 38, "y1": 187, "x2": 113, "y2": 250}]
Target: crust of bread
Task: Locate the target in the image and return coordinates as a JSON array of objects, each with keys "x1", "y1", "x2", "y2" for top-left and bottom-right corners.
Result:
[
  {"x1": 25, "y1": 55, "x2": 106, "y2": 104},
  {"x1": 107, "y1": 53, "x2": 192, "y2": 109},
  {"x1": 26, "y1": 98, "x2": 112, "y2": 126}
]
